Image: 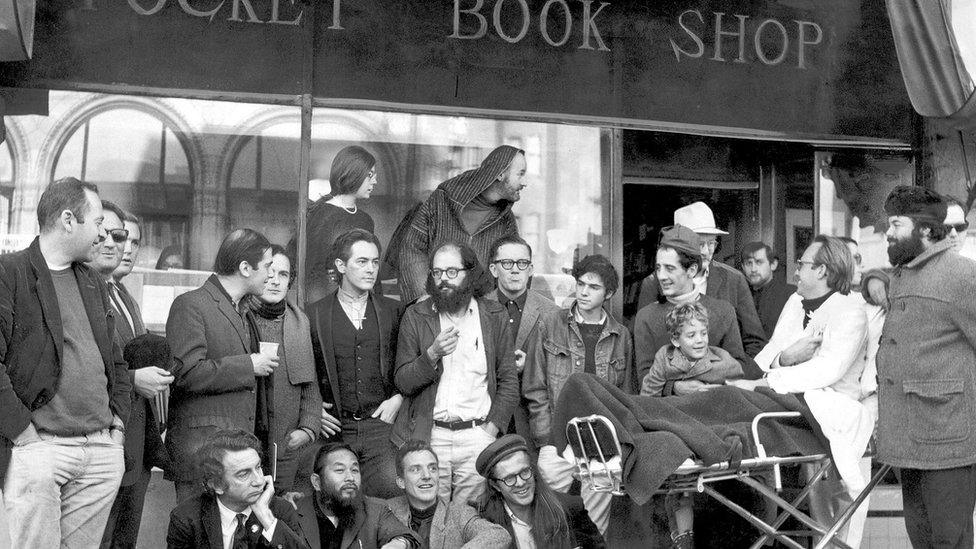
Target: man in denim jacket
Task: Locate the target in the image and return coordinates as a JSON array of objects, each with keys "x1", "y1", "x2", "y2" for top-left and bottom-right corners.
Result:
[
  {"x1": 522, "y1": 254, "x2": 635, "y2": 534},
  {"x1": 877, "y1": 186, "x2": 976, "y2": 548}
]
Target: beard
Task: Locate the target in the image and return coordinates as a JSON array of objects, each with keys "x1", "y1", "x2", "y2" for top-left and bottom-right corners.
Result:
[
  {"x1": 318, "y1": 481, "x2": 362, "y2": 519},
  {"x1": 887, "y1": 228, "x2": 926, "y2": 266},
  {"x1": 427, "y1": 276, "x2": 476, "y2": 314}
]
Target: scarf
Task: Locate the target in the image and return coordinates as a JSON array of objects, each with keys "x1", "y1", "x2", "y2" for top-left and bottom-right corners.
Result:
[{"x1": 246, "y1": 295, "x2": 287, "y2": 320}]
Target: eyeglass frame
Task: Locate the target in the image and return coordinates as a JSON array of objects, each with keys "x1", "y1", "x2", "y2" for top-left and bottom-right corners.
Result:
[
  {"x1": 492, "y1": 259, "x2": 532, "y2": 271},
  {"x1": 946, "y1": 222, "x2": 970, "y2": 233},
  {"x1": 105, "y1": 228, "x2": 130, "y2": 244},
  {"x1": 494, "y1": 466, "x2": 533, "y2": 487},
  {"x1": 795, "y1": 259, "x2": 820, "y2": 269},
  {"x1": 430, "y1": 267, "x2": 467, "y2": 279}
]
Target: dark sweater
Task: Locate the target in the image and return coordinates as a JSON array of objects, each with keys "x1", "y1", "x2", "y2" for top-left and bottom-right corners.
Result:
[
  {"x1": 303, "y1": 202, "x2": 374, "y2": 303},
  {"x1": 750, "y1": 277, "x2": 796, "y2": 338}
]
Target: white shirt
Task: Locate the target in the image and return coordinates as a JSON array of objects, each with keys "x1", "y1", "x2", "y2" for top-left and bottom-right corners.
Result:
[
  {"x1": 433, "y1": 298, "x2": 491, "y2": 422},
  {"x1": 505, "y1": 503, "x2": 536, "y2": 549},
  {"x1": 216, "y1": 497, "x2": 277, "y2": 549}
]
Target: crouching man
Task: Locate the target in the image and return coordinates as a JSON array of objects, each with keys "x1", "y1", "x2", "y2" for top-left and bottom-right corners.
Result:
[
  {"x1": 166, "y1": 429, "x2": 307, "y2": 548},
  {"x1": 386, "y1": 440, "x2": 510, "y2": 548}
]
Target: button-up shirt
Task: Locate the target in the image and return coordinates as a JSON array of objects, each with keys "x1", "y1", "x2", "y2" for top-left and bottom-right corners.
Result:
[
  {"x1": 505, "y1": 503, "x2": 536, "y2": 549},
  {"x1": 216, "y1": 497, "x2": 277, "y2": 549},
  {"x1": 433, "y1": 298, "x2": 491, "y2": 422}
]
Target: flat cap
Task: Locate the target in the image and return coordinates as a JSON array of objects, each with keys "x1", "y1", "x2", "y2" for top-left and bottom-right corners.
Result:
[
  {"x1": 658, "y1": 224, "x2": 702, "y2": 259},
  {"x1": 475, "y1": 434, "x2": 530, "y2": 478},
  {"x1": 884, "y1": 185, "x2": 947, "y2": 225}
]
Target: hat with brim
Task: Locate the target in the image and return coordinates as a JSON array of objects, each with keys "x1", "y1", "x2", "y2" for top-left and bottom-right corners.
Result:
[
  {"x1": 475, "y1": 434, "x2": 530, "y2": 478},
  {"x1": 674, "y1": 202, "x2": 729, "y2": 235},
  {"x1": 658, "y1": 225, "x2": 702, "y2": 259}
]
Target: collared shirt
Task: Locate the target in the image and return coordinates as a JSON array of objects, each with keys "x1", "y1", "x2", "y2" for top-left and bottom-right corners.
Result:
[
  {"x1": 505, "y1": 503, "x2": 536, "y2": 549},
  {"x1": 497, "y1": 289, "x2": 528, "y2": 342},
  {"x1": 572, "y1": 304, "x2": 607, "y2": 326},
  {"x1": 433, "y1": 298, "x2": 491, "y2": 422},
  {"x1": 216, "y1": 497, "x2": 277, "y2": 549},
  {"x1": 694, "y1": 264, "x2": 710, "y2": 295}
]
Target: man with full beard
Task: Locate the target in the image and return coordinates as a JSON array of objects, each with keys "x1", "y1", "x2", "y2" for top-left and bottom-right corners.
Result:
[
  {"x1": 298, "y1": 442, "x2": 418, "y2": 549},
  {"x1": 876, "y1": 185, "x2": 976, "y2": 548},
  {"x1": 393, "y1": 242, "x2": 518, "y2": 506}
]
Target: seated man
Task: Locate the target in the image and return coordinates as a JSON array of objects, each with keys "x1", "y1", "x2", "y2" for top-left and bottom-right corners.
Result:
[
  {"x1": 298, "y1": 442, "x2": 419, "y2": 549},
  {"x1": 475, "y1": 434, "x2": 604, "y2": 549},
  {"x1": 386, "y1": 439, "x2": 510, "y2": 548},
  {"x1": 729, "y1": 235, "x2": 873, "y2": 548},
  {"x1": 166, "y1": 429, "x2": 306, "y2": 549}
]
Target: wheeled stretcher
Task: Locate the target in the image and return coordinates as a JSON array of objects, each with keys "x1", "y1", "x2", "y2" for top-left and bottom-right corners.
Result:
[{"x1": 566, "y1": 413, "x2": 890, "y2": 549}]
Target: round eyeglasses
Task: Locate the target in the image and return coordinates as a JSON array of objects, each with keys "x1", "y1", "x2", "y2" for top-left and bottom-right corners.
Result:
[
  {"x1": 493, "y1": 259, "x2": 532, "y2": 271},
  {"x1": 496, "y1": 467, "x2": 533, "y2": 487},
  {"x1": 430, "y1": 268, "x2": 467, "y2": 279}
]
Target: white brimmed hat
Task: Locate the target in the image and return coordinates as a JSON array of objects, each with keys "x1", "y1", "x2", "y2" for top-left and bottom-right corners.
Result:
[{"x1": 673, "y1": 202, "x2": 729, "y2": 235}]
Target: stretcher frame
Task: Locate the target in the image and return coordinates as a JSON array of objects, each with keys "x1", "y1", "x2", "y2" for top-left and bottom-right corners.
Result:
[{"x1": 567, "y1": 413, "x2": 891, "y2": 549}]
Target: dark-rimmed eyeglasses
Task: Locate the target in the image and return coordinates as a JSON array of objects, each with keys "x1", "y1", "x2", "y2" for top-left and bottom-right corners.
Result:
[
  {"x1": 106, "y1": 229, "x2": 129, "y2": 244},
  {"x1": 430, "y1": 268, "x2": 467, "y2": 279},
  {"x1": 493, "y1": 259, "x2": 532, "y2": 271},
  {"x1": 946, "y1": 222, "x2": 970, "y2": 233},
  {"x1": 495, "y1": 467, "x2": 533, "y2": 487}
]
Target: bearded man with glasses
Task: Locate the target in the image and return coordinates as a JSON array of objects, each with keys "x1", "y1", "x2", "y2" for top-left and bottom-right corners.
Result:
[
  {"x1": 392, "y1": 241, "x2": 518, "y2": 506},
  {"x1": 475, "y1": 434, "x2": 604, "y2": 548}
]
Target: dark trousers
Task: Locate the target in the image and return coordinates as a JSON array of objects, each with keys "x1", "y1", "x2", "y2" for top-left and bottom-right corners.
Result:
[
  {"x1": 99, "y1": 468, "x2": 151, "y2": 549},
  {"x1": 901, "y1": 465, "x2": 976, "y2": 549},
  {"x1": 340, "y1": 417, "x2": 399, "y2": 499}
]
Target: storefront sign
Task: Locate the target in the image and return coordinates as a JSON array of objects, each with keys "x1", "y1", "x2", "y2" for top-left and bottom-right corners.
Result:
[{"x1": 0, "y1": 0, "x2": 913, "y2": 141}]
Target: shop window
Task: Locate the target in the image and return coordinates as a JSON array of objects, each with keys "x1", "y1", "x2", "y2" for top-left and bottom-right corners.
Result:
[{"x1": 305, "y1": 108, "x2": 607, "y2": 306}]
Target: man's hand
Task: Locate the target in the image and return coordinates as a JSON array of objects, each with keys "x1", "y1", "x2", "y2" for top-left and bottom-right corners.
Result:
[
  {"x1": 426, "y1": 326, "x2": 460, "y2": 361},
  {"x1": 778, "y1": 335, "x2": 822, "y2": 367},
  {"x1": 13, "y1": 423, "x2": 39, "y2": 446},
  {"x1": 133, "y1": 366, "x2": 174, "y2": 399},
  {"x1": 672, "y1": 380, "x2": 721, "y2": 395},
  {"x1": 514, "y1": 349, "x2": 526, "y2": 373},
  {"x1": 251, "y1": 353, "x2": 279, "y2": 377},
  {"x1": 251, "y1": 475, "x2": 277, "y2": 529},
  {"x1": 281, "y1": 491, "x2": 304, "y2": 510},
  {"x1": 726, "y1": 378, "x2": 769, "y2": 391},
  {"x1": 286, "y1": 429, "x2": 312, "y2": 450},
  {"x1": 480, "y1": 422, "x2": 499, "y2": 437},
  {"x1": 321, "y1": 403, "x2": 341, "y2": 437},
  {"x1": 380, "y1": 537, "x2": 411, "y2": 549},
  {"x1": 866, "y1": 277, "x2": 889, "y2": 312},
  {"x1": 371, "y1": 394, "x2": 404, "y2": 424}
]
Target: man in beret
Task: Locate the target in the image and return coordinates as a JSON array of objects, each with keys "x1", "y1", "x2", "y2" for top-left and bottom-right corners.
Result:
[
  {"x1": 876, "y1": 185, "x2": 976, "y2": 548},
  {"x1": 474, "y1": 434, "x2": 604, "y2": 549},
  {"x1": 633, "y1": 225, "x2": 763, "y2": 395}
]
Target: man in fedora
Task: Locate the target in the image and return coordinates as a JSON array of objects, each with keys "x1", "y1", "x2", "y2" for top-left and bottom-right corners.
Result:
[{"x1": 638, "y1": 202, "x2": 766, "y2": 357}]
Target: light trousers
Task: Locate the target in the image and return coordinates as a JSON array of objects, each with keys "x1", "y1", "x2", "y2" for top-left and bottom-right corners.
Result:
[
  {"x1": 429, "y1": 425, "x2": 495, "y2": 506},
  {"x1": 4, "y1": 428, "x2": 124, "y2": 548},
  {"x1": 538, "y1": 445, "x2": 613, "y2": 535}
]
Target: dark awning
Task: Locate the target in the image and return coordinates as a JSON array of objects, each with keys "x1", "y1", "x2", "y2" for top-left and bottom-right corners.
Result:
[{"x1": 886, "y1": 0, "x2": 976, "y2": 129}]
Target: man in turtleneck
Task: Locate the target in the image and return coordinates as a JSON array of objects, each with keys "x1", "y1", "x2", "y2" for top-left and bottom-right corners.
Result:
[
  {"x1": 633, "y1": 225, "x2": 763, "y2": 395},
  {"x1": 307, "y1": 229, "x2": 406, "y2": 498},
  {"x1": 385, "y1": 440, "x2": 510, "y2": 548}
]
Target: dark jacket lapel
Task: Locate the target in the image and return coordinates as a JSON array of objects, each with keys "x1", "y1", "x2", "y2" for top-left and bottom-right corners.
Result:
[
  {"x1": 201, "y1": 496, "x2": 224, "y2": 549},
  {"x1": 28, "y1": 240, "x2": 63, "y2": 363},
  {"x1": 203, "y1": 276, "x2": 250, "y2": 349},
  {"x1": 341, "y1": 500, "x2": 368, "y2": 549},
  {"x1": 312, "y1": 292, "x2": 342, "y2": 412},
  {"x1": 116, "y1": 281, "x2": 146, "y2": 335},
  {"x1": 517, "y1": 292, "x2": 544, "y2": 350}
]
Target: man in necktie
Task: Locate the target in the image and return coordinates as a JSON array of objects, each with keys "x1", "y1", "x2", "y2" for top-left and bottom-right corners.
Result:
[
  {"x1": 485, "y1": 235, "x2": 561, "y2": 444},
  {"x1": 166, "y1": 429, "x2": 306, "y2": 548},
  {"x1": 89, "y1": 202, "x2": 173, "y2": 549}
]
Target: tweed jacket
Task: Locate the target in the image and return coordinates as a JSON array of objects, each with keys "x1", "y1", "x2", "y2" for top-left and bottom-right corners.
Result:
[
  {"x1": 396, "y1": 146, "x2": 522, "y2": 302},
  {"x1": 392, "y1": 297, "x2": 518, "y2": 447},
  {"x1": 0, "y1": 238, "x2": 131, "y2": 475},
  {"x1": 165, "y1": 275, "x2": 259, "y2": 482},
  {"x1": 386, "y1": 496, "x2": 511, "y2": 549},
  {"x1": 639, "y1": 260, "x2": 767, "y2": 357},
  {"x1": 307, "y1": 290, "x2": 404, "y2": 417},
  {"x1": 877, "y1": 239, "x2": 976, "y2": 469}
]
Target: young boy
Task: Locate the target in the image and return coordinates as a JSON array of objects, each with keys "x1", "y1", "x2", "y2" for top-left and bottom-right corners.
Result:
[{"x1": 640, "y1": 302, "x2": 743, "y2": 396}]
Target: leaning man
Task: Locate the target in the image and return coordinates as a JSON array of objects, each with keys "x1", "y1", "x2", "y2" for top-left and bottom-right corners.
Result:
[{"x1": 877, "y1": 185, "x2": 976, "y2": 548}]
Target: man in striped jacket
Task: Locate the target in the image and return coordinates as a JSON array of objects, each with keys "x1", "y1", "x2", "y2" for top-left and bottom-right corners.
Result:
[{"x1": 397, "y1": 145, "x2": 526, "y2": 303}]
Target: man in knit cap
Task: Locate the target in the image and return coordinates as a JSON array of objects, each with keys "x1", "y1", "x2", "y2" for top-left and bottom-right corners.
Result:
[
  {"x1": 397, "y1": 145, "x2": 526, "y2": 302},
  {"x1": 876, "y1": 185, "x2": 976, "y2": 548}
]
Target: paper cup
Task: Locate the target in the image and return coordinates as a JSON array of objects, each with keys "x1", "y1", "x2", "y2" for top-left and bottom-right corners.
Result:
[{"x1": 259, "y1": 342, "x2": 279, "y2": 357}]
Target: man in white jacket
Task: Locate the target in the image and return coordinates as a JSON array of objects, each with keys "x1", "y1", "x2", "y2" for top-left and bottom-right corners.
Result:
[{"x1": 729, "y1": 234, "x2": 873, "y2": 547}]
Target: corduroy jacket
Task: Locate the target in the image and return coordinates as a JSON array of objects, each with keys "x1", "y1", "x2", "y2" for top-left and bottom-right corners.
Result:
[
  {"x1": 392, "y1": 297, "x2": 518, "y2": 447},
  {"x1": 877, "y1": 239, "x2": 976, "y2": 469}
]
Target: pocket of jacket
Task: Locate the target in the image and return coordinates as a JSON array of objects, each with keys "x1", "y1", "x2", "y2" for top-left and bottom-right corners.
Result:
[
  {"x1": 903, "y1": 379, "x2": 970, "y2": 443},
  {"x1": 542, "y1": 340, "x2": 575, "y2": 388}
]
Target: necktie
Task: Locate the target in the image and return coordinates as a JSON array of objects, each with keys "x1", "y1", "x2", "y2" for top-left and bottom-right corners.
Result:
[
  {"x1": 232, "y1": 513, "x2": 248, "y2": 549},
  {"x1": 108, "y1": 282, "x2": 135, "y2": 334}
]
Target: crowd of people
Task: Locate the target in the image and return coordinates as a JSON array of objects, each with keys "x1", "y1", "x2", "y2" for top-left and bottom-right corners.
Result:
[{"x1": 0, "y1": 143, "x2": 974, "y2": 549}]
